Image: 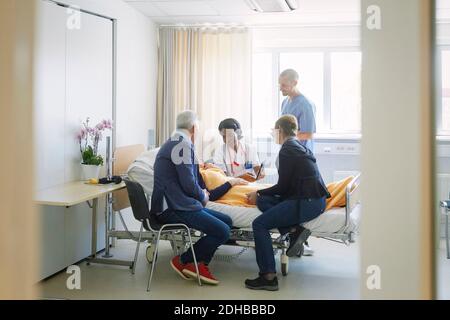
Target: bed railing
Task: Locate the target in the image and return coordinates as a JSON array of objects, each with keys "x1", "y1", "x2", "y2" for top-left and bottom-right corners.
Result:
[
  {"x1": 344, "y1": 173, "x2": 361, "y2": 231},
  {"x1": 311, "y1": 173, "x2": 361, "y2": 243}
]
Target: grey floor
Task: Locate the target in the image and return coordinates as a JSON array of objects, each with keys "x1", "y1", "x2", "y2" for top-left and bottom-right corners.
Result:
[
  {"x1": 437, "y1": 239, "x2": 450, "y2": 300},
  {"x1": 37, "y1": 237, "x2": 450, "y2": 300},
  {"x1": 38, "y1": 237, "x2": 361, "y2": 300}
]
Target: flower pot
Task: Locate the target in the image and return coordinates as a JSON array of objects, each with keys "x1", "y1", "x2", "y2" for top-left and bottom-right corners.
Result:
[{"x1": 81, "y1": 164, "x2": 101, "y2": 181}]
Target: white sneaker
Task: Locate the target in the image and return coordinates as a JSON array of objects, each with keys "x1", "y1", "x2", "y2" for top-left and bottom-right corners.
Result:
[{"x1": 302, "y1": 243, "x2": 314, "y2": 256}]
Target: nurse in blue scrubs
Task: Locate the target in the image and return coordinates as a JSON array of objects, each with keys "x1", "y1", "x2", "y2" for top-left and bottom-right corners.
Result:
[{"x1": 279, "y1": 68, "x2": 317, "y2": 152}]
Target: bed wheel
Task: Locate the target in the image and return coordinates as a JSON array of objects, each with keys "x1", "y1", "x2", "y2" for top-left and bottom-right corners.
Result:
[
  {"x1": 281, "y1": 254, "x2": 289, "y2": 276},
  {"x1": 349, "y1": 232, "x2": 356, "y2": 243},
  {"x1": 146, "y1": 245, "x2": 157, "y2": 264}
]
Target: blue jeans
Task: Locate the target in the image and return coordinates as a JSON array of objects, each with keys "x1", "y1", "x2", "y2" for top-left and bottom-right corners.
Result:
[
  {"x1": 253, "y1": 195, "x2": 326, "y2": 274},
  {"x1": 157, "y1": 208, "x2": 232, "y2": 264}
]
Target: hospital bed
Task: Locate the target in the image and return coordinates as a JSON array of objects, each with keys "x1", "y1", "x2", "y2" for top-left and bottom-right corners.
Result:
[
  {"x1": 114, "y1": 171, "x2": 361, "y2": 276},
  {"x1": 203, "y1": 173, "x2": 361, "y2": 275},
  {"x1": 108, "y1": 146, "x2": 361, "y2": 275}
]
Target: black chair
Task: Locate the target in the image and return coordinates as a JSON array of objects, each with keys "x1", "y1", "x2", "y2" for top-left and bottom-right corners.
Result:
[{"x1": 124, "y1": 178, "x2": 202, "y2": 291}]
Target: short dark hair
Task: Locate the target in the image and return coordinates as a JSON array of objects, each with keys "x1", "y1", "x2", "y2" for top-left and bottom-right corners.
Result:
[
  {"x1": 218, "y1": 118, "x2": 241, "y2": 132},
  {"x1": 218, "y1": 118, "x2": 243, "y2": 140},
  {"x1": 275, "y1": 115, "x2": 298, "y2": 137}
]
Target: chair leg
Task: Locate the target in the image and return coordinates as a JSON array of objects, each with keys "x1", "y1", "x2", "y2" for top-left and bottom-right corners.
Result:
[
  {"x1": 446, "y1": 214, "x2": 449, "y2": 259},
  {"x1": 131, "y1": 222, "x2": 144, "y2": 275},
  {"x1": 170, "y1": 233, "x2": 178, "y2": 256},
  {"x1": 186, "y1": 228, "x2": 202, "y2": 286},
  {"x1": 147, "y1": 230, "x2": 162, "y2": 292}
]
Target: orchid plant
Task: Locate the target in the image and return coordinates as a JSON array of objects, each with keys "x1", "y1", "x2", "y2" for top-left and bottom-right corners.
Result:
[{"x1": 77, "y1": 118, "x2": 113, "y2": 166}]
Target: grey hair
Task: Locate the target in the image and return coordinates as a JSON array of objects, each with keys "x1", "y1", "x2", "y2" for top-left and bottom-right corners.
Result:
[
  {"x1": 280, "y1": 69, "x2": 299, "y2": 82},
  {"x1": 176, "y1": 110, "x2": 198, "y2": 130}
]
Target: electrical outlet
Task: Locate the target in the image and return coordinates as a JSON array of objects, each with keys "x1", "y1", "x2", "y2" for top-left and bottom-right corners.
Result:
[{"x1": 316, "y1": 143, "x2": 360, "y2": 155}]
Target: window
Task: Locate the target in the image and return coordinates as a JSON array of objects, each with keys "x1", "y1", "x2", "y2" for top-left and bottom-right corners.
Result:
[
  {"x1": 253, "y1": 48, "x2": 450, "y2": 136},
  {"x1": 442, "y1": 50, "x2": 450, "y2": 132},
  {"x1": 330, "y1": 52, "x2": 362, "y2": 132},
  {"x1": 279, "y1": 52, "x2": 324, "y2": 132},
  {"x1": 251, "y1": 49, "x2": 362, "y2": 136}
]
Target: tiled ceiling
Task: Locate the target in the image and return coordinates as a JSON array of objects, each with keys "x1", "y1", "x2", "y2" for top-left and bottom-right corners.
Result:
[{"x1": 123, "y1": 0, "x2": 362, "y2": 25}]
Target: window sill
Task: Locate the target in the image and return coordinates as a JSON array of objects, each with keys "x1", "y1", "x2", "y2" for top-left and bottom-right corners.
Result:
[
  {"x1": 314, "y1": 133, "x2": 361, "y2": 142},
  {"x1": 315, "y1": 134, "x2": 450, "y2": 143},
  {"x1": 256, "y1": 133, "x2": 450, "y2": 143},
  {"x1": 437, "y1": 135, "x2": 450, "y2": 143}
]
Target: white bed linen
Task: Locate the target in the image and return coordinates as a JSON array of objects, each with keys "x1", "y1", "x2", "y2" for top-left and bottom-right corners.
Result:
[
  {"x1": 126, "y1": 153, "x2": 361, "y2": 235},
  {"x1": 205, "y1": 201, "x2": 361, "y2": 234}
]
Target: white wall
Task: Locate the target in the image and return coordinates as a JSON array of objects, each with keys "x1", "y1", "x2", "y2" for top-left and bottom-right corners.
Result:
[
  {"x1": 34, "y1": 0, "x2": 157, "y2": 279},
  {"x1": 54, "y1": 0, "x2": 158, "y2": 148}
]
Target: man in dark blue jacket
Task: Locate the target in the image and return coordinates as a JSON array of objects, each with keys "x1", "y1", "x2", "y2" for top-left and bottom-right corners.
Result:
[{"x1": 151, "y1": 110, "x2": 233, "y2": 285}]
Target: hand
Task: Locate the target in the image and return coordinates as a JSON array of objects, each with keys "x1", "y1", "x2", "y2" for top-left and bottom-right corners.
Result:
[
  {"x1": 255, "y1": 167, "x2": 265, "y2": 180},
  {"x1": 229, "y1": 178, "x2": 249, "y2": 186},
  {"x1": 246, "y1": 191, "x2": 258, "y2": 205}
]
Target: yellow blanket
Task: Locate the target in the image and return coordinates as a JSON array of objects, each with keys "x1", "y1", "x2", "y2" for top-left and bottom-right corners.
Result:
[
  {"x1": 200, "y1": 168, "x2": 271, "y2": 208},
  {"x1": 200, "y1": 167, "x2": 354, "y2": 210},
  {"x1": 324, "y1": 176, "x2": 354, "y2": 211}
]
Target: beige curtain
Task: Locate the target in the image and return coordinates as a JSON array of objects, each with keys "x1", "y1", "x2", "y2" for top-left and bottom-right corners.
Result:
[{"x1": 156, "y1": 27, "x2": 252, "y2": 160}]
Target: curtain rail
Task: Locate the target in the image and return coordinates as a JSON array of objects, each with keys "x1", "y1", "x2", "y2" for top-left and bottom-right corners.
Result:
[{"x1": 158, "y1": 22, "x2": 360, "y2": 29}]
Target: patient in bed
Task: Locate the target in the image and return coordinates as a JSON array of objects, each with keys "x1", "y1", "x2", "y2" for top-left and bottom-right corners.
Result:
[
  {"x1": 200, "y1": 166, "x2": 352, "y2": 211},
  {"x1": 199, "y1": 166, "x2": 272, "y2": 207}
]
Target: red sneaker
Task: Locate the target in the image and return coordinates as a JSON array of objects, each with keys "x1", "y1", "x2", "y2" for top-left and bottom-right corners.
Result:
[
  {"x1": 182, "y1": 263, "x2": 219, "y2": 285},
  {"x1": 170, "y1": 255, "x2": 192, "y2": 280}
]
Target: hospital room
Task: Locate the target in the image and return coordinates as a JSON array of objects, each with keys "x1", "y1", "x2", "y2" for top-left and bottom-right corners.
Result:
[{"x1": 0, "y1": 0, "x2": 449, "y2": 306}]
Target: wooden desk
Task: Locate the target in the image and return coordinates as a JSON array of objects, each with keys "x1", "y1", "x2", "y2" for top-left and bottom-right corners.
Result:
[{"x1": 35, "y1": 181, "x2": 127, "y2": 266}]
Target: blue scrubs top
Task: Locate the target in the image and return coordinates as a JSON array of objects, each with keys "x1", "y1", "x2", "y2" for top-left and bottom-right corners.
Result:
[{"x1": 281, "y1": 94, "x2": 316, "y2": 151}]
